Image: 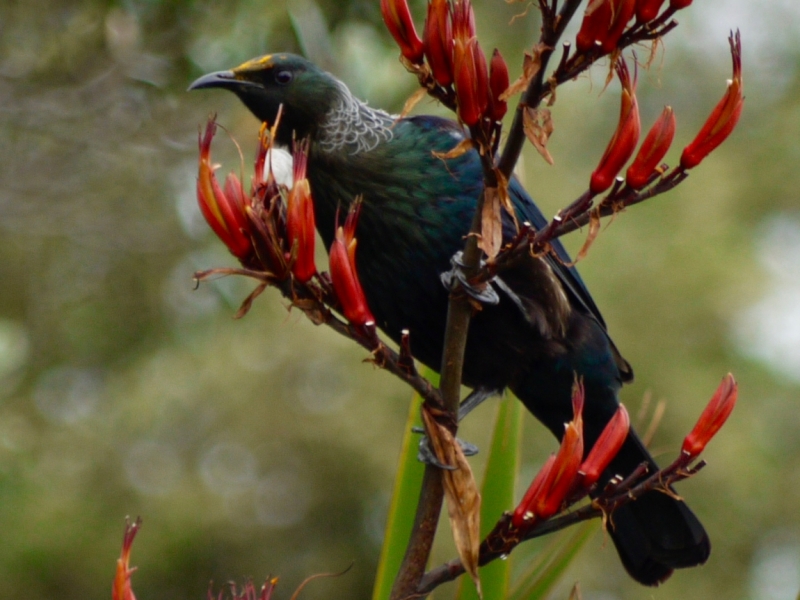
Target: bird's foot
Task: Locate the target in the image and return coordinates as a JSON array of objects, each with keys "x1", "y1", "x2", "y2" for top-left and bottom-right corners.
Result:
[
  {"x1": 411, "y1": 388, "x2": 500, "y2": 467},
  {"x1": 413, "y1": 427, "x2": 480, "y2": 469},
  {"x1": 440, "y1": 251, "x2": 500, "y2": 305}
]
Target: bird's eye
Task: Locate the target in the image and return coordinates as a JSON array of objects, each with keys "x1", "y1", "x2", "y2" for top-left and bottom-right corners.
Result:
[{"x1": 275, "y1": 70, "x2": 293, "y2": 85}]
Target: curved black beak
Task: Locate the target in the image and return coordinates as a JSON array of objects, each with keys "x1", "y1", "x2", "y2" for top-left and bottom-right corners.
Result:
[{"x1": 188, "y1": 70, "x2": 260, "y2": 92}]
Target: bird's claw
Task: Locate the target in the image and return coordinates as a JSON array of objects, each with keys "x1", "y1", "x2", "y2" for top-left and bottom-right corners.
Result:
[
  {"x1": 440, "y1": 251, "x2": 500, "y2": 305},
  {"x1": 410, "y1": 388, "x2": 499, "y2": 467},
  {"x1": 416, "y1": 433, "x2": 480, "y2": 468}
]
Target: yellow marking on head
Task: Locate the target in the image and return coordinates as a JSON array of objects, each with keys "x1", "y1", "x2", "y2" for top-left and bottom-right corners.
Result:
[{"x1": 233, "y1": 54, "x2": 273, "y2": 73}]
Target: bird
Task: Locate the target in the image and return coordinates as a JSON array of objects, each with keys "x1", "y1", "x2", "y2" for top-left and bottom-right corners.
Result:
[{"x1": 189, "y1": 53, "x2": 710, "y2": 585}]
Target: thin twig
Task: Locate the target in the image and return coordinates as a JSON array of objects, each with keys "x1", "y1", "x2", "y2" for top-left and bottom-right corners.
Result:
[{"x1": 497, "y1": 0, "x2": 585, "y2": 179}]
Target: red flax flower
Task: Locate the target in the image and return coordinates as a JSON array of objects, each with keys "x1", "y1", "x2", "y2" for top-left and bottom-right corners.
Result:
[
  {"x1": 682, "y1": 373, "x2": 737, "y2": 459},
  {"x1": 454, "y1": 37, "x2": 489, "y2": 127},
  {"x1": 626, "y1": 106, "x2": 677, "y2": 189},
  {"x1": 680, "y1": 31, "x2": 744, "y2": 169},
  {"x1": 636, "y1": 0, "x2": 666, "y2": 24},
  {"x1": 512, "y1": 383, "x2": 585, "y2": 527},
  {"x1": 198, "y1": 118, "x2": 253, "y2": 261},
  {"x1": 577, "y1": 404, "x2": 630, "y2": 488},
  {"x1": 285, "y1": 140, "x2": 317, "y2": 283},
  {"x1": 576, "y1": 0, "x2": 612, "y2": 53},
  {"x1": 488, "y1": 48, "x2": 509, "y2": 122},
  {"x1": 424, "y1": 0, "x2": 454, "y2": 87},
  {"x1": 576, "y1": 0, "x2": 635, "y2": 55},
  {"x1": 381, "y1": 0, "x2": 424, "y2": 64},
  {"x1": 452, "y1": 0, "x2": 477, "y2": 41},
  {"x1": 329, "y1": 201, "x2": 374, "y2": 326},
  {"x1": 452, "y1": 0, "x2": 487, "y2": 126},
  {"x1": 112, "y1": 517, "x2": 141, "y2": 600},
  {"x1": 601, "y1": 0, "x2": 636, "y2": 54},
  {"x1": 590, "y1": 59, "x2": 641, "y2": 195}
]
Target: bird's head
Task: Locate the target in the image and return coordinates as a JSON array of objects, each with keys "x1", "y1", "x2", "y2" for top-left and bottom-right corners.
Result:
[{"x1": 189, "y1": 53, "x2": 340, "y2": 146}]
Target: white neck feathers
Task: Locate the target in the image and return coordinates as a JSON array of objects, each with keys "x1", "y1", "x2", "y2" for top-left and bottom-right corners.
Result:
[{"x1": 317, "y1": 80, "x2": 395, "y2": 155}]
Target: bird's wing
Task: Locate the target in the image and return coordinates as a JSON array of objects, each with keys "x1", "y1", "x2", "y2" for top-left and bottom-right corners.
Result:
[
  {"x1": 506, "y1": 178, "x2": 607, "y2": 328},
  {"x1": 506, "y1": 178, "x2": 634, "y2": 382},
  {"x1": 402, "y1": 115, "x2": 632, "y2": 381},
  {"x1": 410, "y1": 115, "x2": 607, "y2": 328}
]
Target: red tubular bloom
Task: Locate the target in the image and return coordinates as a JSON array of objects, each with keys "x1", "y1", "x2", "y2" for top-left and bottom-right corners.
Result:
[
  {"x1": 197, "y1": 119, "x2": 253, "y2": 260},
  {"x1": 381, "y1": 0, "x2": 425, "y2": 64},
  {"x1": 578, "y1": 405, "x2": 630, "y2": 488},
  {"x1": 112, "y1": 518, "x2": 141, "y2": 600},
  {"x1": 452, "y1": 0, "x2": 486, "y2": 126},
  {"x1": 452, "y1": 0, "x2": 477, "y2": 41},
  {"x1": 488, "y1": 48, "x2": 509, "y2": 121},
  {"x1": 532, "y1": 419, "x2": 583, "y2": 520},
  {"x1": 601, "y1": 0, "x2": 637, "y2": 54},
  {"x1": 454, "y1": 37, "x2": 489, "y2": 126},
  {"x1": 636, "y1": 0, "x2": 666, "y2": 23},
  {"x1": 626, "y1": 106, "x2": 676, "y2": 189},
  {"x1": 424, "y1": 0, "x2": 454, "y2": 87},
  {"x1": 286, "y1": 142, "x2": 317, "y2": 283},
  {"x1": 512, "y1": 454, "x2": 556, "y2": 527},
  {"x1": 669, "y1": 0, "x2": 692, "y2": 9},
  {"x1": 512, "y1": 388, "x2": 584, "y2": 527},
  {"x1": 254, "y1": 123, "x2": 269, "y2": 192},
  {"x1": 682, "y1": 373, "x2": 737, "y2": 458},
  {"x1": 576, "y1": 0, "x2": 612, "y2": 53},
  {"x1": 680, "y1": 31, "x2": 744, "y2": 170},
  {"x1": 590, "y1": 59, "x2": 640, "y2": 195},
  {"x1": 329, "y1": 203, "x2": 374, "y2": 326}
]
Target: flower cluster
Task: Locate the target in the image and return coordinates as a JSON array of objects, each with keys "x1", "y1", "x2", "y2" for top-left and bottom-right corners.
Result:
[
  {"x1": 588, "y1": 31, "x2": 743, "y2": 199},
  {"x1": 576, "y1": 0, "x2": 693, "y2": 57},
  {"x1": 329, "y1": 201, "x2": 375, "y2": 326},
  {"x1": 381, "y1": 0, "x2": 509, "y2": 128},
  {"x1": 512, "y1": 382, "x2": 629, "y2": 528},
  {"x1": 511, "y1": 374, "x2": 736, "y2": 532},
  {"x1": 196, "y1": 118, "x2": 374, "y2": 327}
]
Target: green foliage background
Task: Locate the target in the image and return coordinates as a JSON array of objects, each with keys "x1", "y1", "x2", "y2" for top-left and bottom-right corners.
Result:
[{"x1": 1, "y1": 0, "x2": 799, "y2": 598}]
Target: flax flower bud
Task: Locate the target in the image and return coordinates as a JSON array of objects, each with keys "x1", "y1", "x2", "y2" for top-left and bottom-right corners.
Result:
[
  {"x1": 488, "y1": 48, "x2": 509, "y2": 122},
  {"x1": 590, "y1": 60, "x2": 640, "y2": 195},
  {"x1": 626, "y1": 106, "x2": 676, "y2": 189},
  {"x1": 578, "y1": 405, "x2": 630, "y2": 488},
  {"x1": 197, "y1": 119, "x2": 252, "y2": 260},
  {"x1": 112, "y1": 518, "x2": 141, "y2": 600},
  {"x1": 636, "y1": 0, "x2": 666, "y2": 23},
  {"x1": 682, "y1": 373, "x2": 737, "y2": 459},
  {"x1": 680, "y1": 31, "x2": 743, "y2": 170},
  {"x1": 576, "y1": 0, "x2": 612, "y2": 53},
  {"x1": 286, "y1": 141, "x2": 317, "y2": 283},
  {"x1": 381, "y1": 0, "x2": 425, "y2": 64},
  {"x1": 454, "y1": 37, "x2": 489, "y2": 127},
  {"x1": 512, "y1": 384, "x2": 584, "y2": 527},
  {"x1": 424, "y1": 0, "x2": 454, "y2": 87},
  {"x1": 329, "y1": 202, "x2": 374, "y2": 326},
  {"x1": 601, "y1": 0, "x2": 636, "y2": 54}
]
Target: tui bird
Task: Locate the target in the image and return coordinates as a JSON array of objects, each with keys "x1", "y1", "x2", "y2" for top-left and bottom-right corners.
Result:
[{"x1": 189, "y1": 53, "x2": 710, "y2": 585}]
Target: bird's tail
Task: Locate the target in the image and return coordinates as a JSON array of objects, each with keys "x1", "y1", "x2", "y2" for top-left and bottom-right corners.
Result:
[{"x1": 600, "y1": 429, "x2": 710, "y2": 585}]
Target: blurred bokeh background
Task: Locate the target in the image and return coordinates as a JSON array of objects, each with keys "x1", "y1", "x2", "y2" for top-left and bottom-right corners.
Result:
[{"x1": 1, "y1": 0, "x2": 799, "y2": 598}]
